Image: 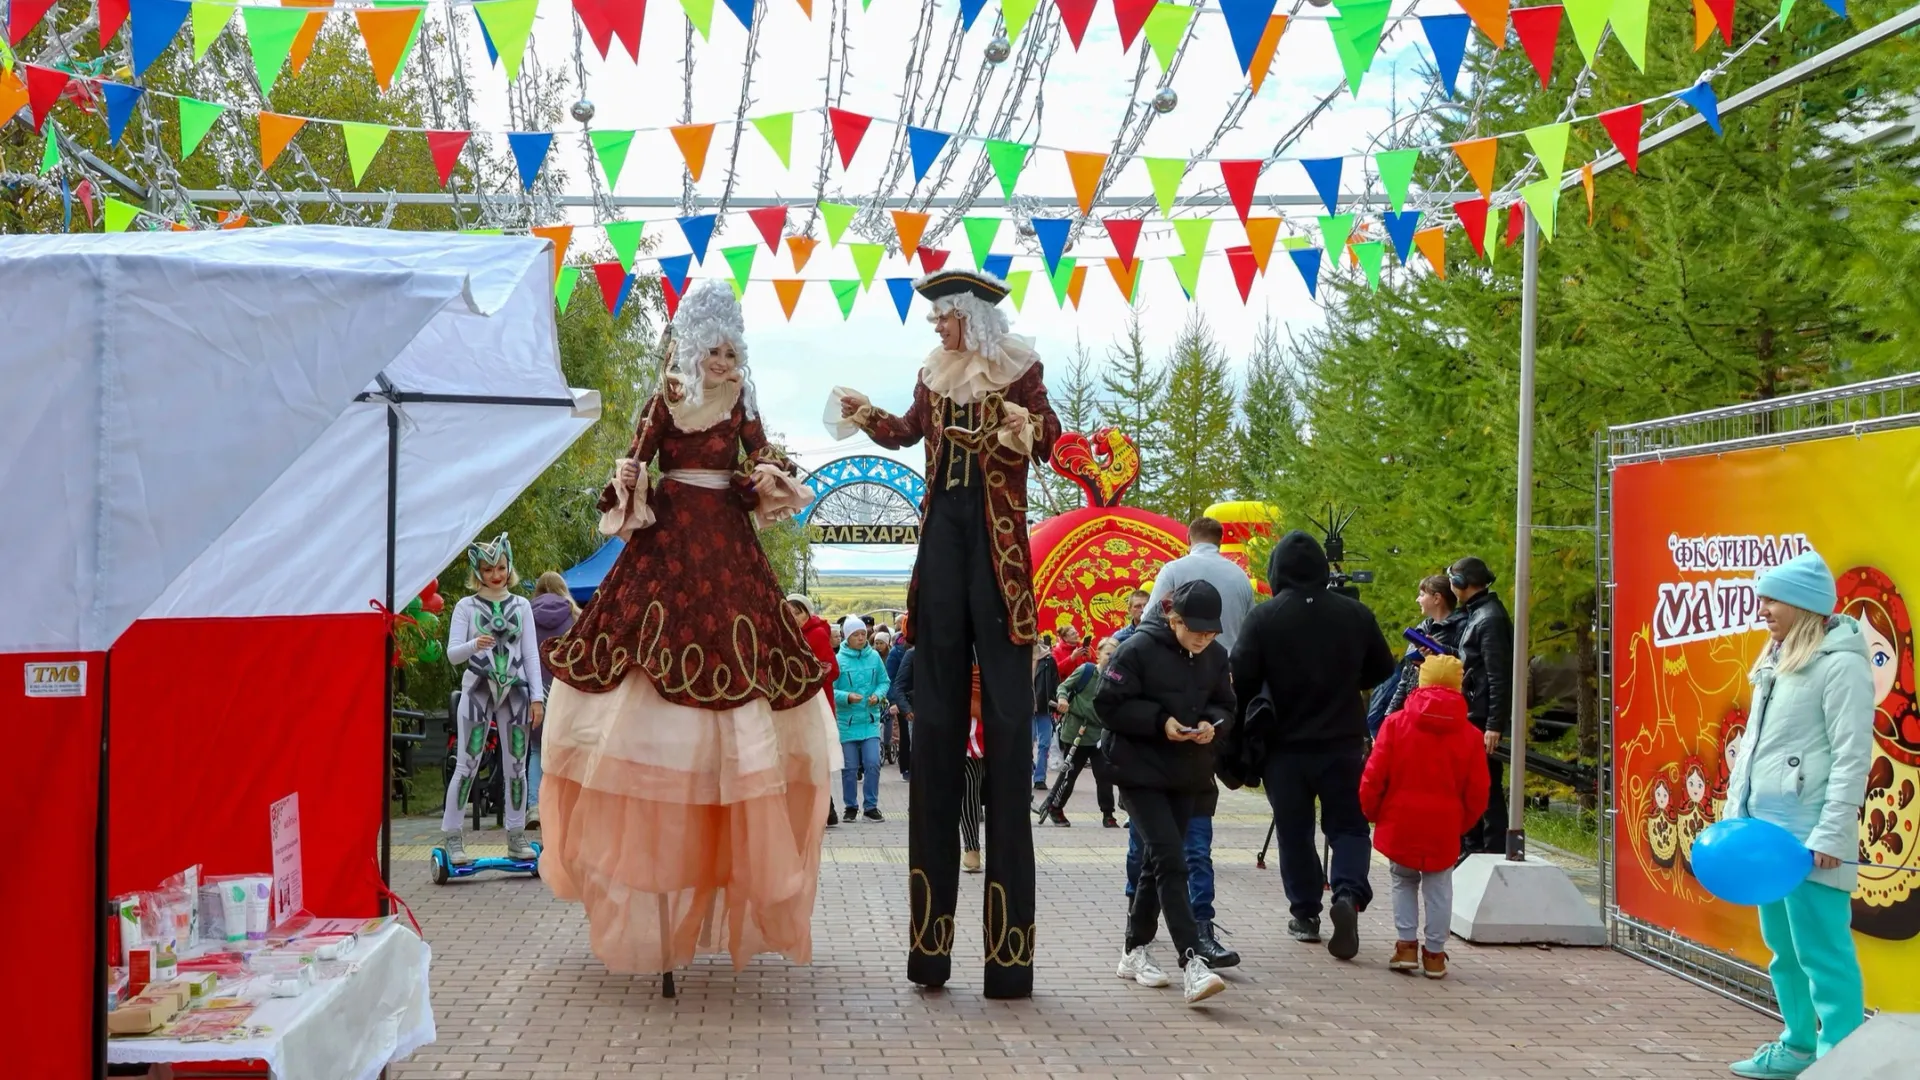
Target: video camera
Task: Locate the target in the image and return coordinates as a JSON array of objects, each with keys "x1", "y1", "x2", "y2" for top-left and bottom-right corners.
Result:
[{"x1": 1310, "y1": 504, "x2": 1373, "y2": 599}]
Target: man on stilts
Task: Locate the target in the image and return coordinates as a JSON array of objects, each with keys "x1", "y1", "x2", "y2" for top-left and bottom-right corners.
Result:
[{"x1": 826, "y1": 269, "x2": 1060, "y2": 999}]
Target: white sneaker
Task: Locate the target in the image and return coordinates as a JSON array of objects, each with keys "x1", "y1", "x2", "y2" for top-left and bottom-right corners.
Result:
[
  {"x1": 1182, "y1": 955, "x2": 1226, "y2": 1005},
  {"x1": 1116, "y1": 945, "x2": 1170, "y2": 988}
]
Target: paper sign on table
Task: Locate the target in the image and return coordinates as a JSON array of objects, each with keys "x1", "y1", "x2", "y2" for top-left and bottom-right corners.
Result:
[{"x1": 269, "y1": 792, "x2": 304, "y2": 927}]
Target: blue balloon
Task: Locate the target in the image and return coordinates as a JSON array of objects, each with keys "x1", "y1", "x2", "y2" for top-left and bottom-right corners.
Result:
[{"x1": 1691, "y1": 818, "x2": 1813, "y2": 906}]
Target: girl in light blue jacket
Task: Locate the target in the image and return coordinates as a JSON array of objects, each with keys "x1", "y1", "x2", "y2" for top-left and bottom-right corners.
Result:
[
  {"x1": 1722, "y1": 552, "x2": 1875, "y2": 1079},
  {"x1": 833, "y1": 617, "x2": 891, "y2": 820}
]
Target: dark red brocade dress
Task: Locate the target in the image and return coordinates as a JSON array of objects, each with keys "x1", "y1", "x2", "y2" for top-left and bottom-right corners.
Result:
[{"x1": 540, "y1": 382, "x2": 834, "y2": 974}]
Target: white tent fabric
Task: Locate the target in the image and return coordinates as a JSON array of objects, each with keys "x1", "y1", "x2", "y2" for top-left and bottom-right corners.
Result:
[{"x1": 0, "y1": 227, "x2": 549, "y2": 653}]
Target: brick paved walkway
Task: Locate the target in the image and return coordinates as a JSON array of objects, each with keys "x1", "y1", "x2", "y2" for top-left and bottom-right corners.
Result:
[{"x1": 389, "y1": 771, "x2": 1772, "y2": 1079}]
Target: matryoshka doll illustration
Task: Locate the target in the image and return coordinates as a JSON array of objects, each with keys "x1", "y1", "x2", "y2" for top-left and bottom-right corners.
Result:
[
  {"x1": 1710, "y1": 707, "x2": 1747, "y2": 824},
  {"x1": 1837, "y1": 566, "x2": 1920, "y2": 941},
  {"x1": 1677, "y1": 755, "x2": 1715, "y2": 875},
  {"x1": 1646, "y1": 767, "x2": 1682, "y2": 870}
]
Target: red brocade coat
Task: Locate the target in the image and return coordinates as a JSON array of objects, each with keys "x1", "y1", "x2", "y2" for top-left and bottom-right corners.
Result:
[{"x1": 853, "y1": 364, "x2": 1060, "y2": 647}]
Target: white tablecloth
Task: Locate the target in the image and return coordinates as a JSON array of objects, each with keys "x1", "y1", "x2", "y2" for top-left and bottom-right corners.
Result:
[{"x1": 110, "y1": 925, "x2": 435, "y2": 1080}]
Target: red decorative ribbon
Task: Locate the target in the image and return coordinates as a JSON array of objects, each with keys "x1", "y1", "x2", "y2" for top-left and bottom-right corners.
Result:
[
  {"x1": 369, "y1": 858, "x2": 425, "y2": 938},
  {"x1": 368, "y1": 598, "x2": 419, "y2": 632}
]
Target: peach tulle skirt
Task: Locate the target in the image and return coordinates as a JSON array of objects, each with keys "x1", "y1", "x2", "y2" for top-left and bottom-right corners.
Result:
[{"x1": 539, "y1": 675, "x2": 833, "y2": 974}]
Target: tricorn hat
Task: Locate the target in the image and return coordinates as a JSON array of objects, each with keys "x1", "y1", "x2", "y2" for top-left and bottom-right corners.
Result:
[{"x1": 913, "y1": 268, "x2": 1010, "y2": 305}]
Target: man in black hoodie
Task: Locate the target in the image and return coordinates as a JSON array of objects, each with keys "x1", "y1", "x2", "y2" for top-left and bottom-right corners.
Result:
[{"x1": 1230, "y1": 530, "x2": 1395, "y2": 961}]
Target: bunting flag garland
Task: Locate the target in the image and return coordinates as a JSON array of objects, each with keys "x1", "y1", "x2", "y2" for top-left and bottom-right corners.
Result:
[
  {"x1": 1328, "y1": 0, "x2": 1391, "y2": 96},
  {"x1": 1525, "y1": 121, "x2": 1571, "y2": 181},
  {"x1": 379, "y1": 0, "x2": 428, "y2": 77},
  {"x1": 849, "y1": 243, "x2": 884, "y2": 289},
  {"x1": 891, "y1": 210, "x2": 929, "y2": 258},
  {"x1": 1142, "y1": 3, "x2": 1195, "y2": 72},
  {"x1": 103, "y1": 82, "x2": 143, "y2": 146},
  {"x1": 1519, "y1": 179, "x2": 1560, "y2": 240},
  {"x1": 190, "y1": 2, "x2": 230, "y2": 62},
  {"x1": 828, "y1": 108, "x2": 871, "y2": 169},
  {"x1": 473, "y1": 0, "x2": 537, "y2": 81},
  {"x1": 721, "y1": 0, "x2": 754, "y2": 30},
  {"x1": 679, "y1": 214, "x2": 716, "y2": 263},
  {"x1": 25, "y1": 64, "x2": 67, "y2": 133},
  {"x1": 1225, "y1": 245, "x2": 1258, "y2": 301},
  {"x1": 1289, "y1": 247, "x2": 1322, "y2": 298},
  {"x1": 984, "y1": 254, "x2": 1014, "y2": 281},
  {"x1": 918, "y1": 246, "x2": 950, "y2": 272},
  {"x1": 39, "y1": 119, "x2": 58, "y2": 172},
  {"x1": 831, "y1": 279, "x2": 859, "y2": 319},
  {"x1": 240, "y1": 7, "x2": 308, "y2": 97},
  {"x1": 105, "y1": 196, "x2": 142, "y2": 232},
  {"x1": 1104, "y1": 217, "x2": 1142, "y2": 270},
  {"x1": 1692, "y1": 0, "x2": 1716, "y2": 48},
  {"x1": 1375, "y1": 148, "x2": 1418, "y2": 213},
  {"x1": 1173, "y1": 217, "x2": 1212, "y2": 261},
  {"x1": 1382, "y1": 209, "x2": 1420, "y2": 262},
  {"x1": 1219, "y1": 0, "x2": 1279, "y2": 74},
  {"x1": 1066, "y1": 263, "x2": 1090, "y2": 308},
  {"x1": 723, "y1": 245, "x2": 757, "y2": 290},
  {"x1": 1677, "y1": 80, "x2": 1723, "y2": 136},
  {"x1": 751, "y1": 113, "x2": 793, "y2": 168},
  {"x1": 1220, "y1": 159, "x2": 1261, "y2": 224},
  {"x1": 986, "y1": 139, "x2": 1029, "y2": 197},
  {"x1": 1301, "y1": 157, "x2": 1342, "y2": 215},
  {"x1": 886, "y1": 277, "x2": 915, "y2": 322},
  {"x1": 177, "y1": 96, "x2": 225, "y2": 158},
  {"x1": 1353, "y1": 241, "x2": 1384, "y2": 290},
  {"x1": 1065, "y1": 150, "x2": 1107, "y2": 215},
  {"x1": 680, "y1": 0, "x2": 713, "y2": 38},
  {"x1": 660, "y1": 274, "x2": 683, "y2": 319},
  {"x1": 1317, "y1": 213, "x2": 1355, "y2": 260},
  {"x1": 1452, "y1": 138, "x2": 1497, "y2": 199},
  {"x1": 1113, "y1": 0, "x2": 1156, "y2": 52},
  {"x1": 1247, "y1": 15, "x2": 1288, "y2": 95},
  {"x1": 1144, "y1": 157, "x2": 1186, "y2": 216},
  {"x1": 1704, "y1": 0, "x2": 1735, "y2": 44},
  {"x1": 1005, "y1": 269, "x2": 1032, "y2": 310},
  {"x1": 1563, "y1": 0, "x2": 1611, "y2": 63},
  {"x1": 774, "y1": 278, "x2": 806, "y2": 319},
  {"x1": 572, "y1": 0, "x2": 645, "y2": 61},
  {"x1": 342, "y1": 121, "x2": 389, "y2": 183},
  {"x1": 507, "y1": 130, "x2": 551, "y2": 190},
  {"x1": 1056, "y1": 0, "x2": 1096, "y2": 48},
  {"x1": 591, "y1": 129, "x2": 635, "y2": 188},
  {"x1": 748, "y1": 205, "x2": 787, "y2": 251},
  {"x1": 555, "y1": 265, "x2": 581, "y2": 313},
  {"x1": 958, "y1": 0, "x2": 990, "y2": 31},
  {"x1": 1607, "y1": 0, "x2": 1648, "y2": 68},
  {"x1": 1505, "y1": 202, "x2": 1525, "y2": 247},
  {"x1": 1590, "y1": 105, "x2": 1643, "y2": 174},
  {"x1": 1032, "y1": 217, "x2": 1071, "y2": 275},
  {"x1": 787, "y1": 235, "x2": 818, "y2": 271},
  {"x1": 1106, "y1": 256, "x2": 1139, "y2": 301},
  {"x1": 257, "y1": 111, "x2": 306, "y2": 169},
  {"x1": 605, "y1": 219, "x2": 644, "y2": 271},
  {"x1": 531, "y1": 224, "x2": 574, "y2": 279},
  {"x1": 1455, "y1": 0, "x2": 1510, "y2": 43},
  {"x1": 1245, "y1": 217, "x2": 1279, "y2": 272},
  {"x1": 1511, "y1": 5, "x2": 1563, "y2": 89},
  {"x1": 1420, "y1": 13, "x2": 1471, "y2": 98},
  {"x1": 426, "y1": 129, "x2": 470, "y2": 185},
  {"x1": 132, "y1": 0, "x2": 192, "y2": 78},
  {"x1": 591, "y1": 262, "x2": 626, "y2": 315},
  {"x1": 1168, "y1": 251, "x2": 1201, "y2": 299},
  {"x1": 821, "y1": 202, "x2": 855, "y2": 245},
  {"x1": 907, "y1": 126, "x2": 951, "y2": 183},
  {"x1": 101, "y1": 0, "x2": 133, "y2": 48},
  {"x1": 660, "y1": 253, "x2": 693, "y2": 293},
  {"x1": 8, "y1": 0, "x2": 58, "y2": 46},
  {"x1": 1413, "y1": 227, "x2": 1446, "y2": 278},
  {"x1": 671, "y1": 123, "x2": 715, "y2": 181},
  {"x1": 964, "y1": 216, "x2": 1001, "y2": 268},
  {"x1": 1002, "y1": 0, "x2": 1040, "y2": 42},
  {"x1": 1455, "y1": 197, "x2": 1491, "y2": 258},
  {"x1": 355, "y1": 8, "x2": 421, "y2": 92}
]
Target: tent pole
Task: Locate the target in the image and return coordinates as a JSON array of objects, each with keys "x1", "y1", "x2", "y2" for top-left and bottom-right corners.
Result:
[
  {"x1": 93, "y1": 652, "x2": 111, "y2": 1080},
  {"x1": 381, "y1": 393, "x2": 399, "y2": 914},
  {"x1": 1508, "y1": 212, "x2": 1540, "y2": 862}
]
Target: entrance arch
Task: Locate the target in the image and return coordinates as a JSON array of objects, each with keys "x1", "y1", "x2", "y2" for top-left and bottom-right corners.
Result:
[{"x1": 799, "y1": 455, "x2": 925, "y2": 545}]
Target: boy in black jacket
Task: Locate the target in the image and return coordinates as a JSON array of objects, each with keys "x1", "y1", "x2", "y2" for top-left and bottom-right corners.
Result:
[{"x1": 1095, "y1": 581, "x2": 1236, "y2": 1005}]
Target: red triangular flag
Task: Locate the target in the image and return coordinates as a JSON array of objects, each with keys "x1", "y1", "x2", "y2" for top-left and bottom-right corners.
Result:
[
  {"x1": 1705, "y1": 0, "x2": 1735, "y2": 44},
  {"x1": 1104, "y1": 217, "x2": 1142, "y2": 270},
  {"x1": 1113, "y1": 0, "x2": 1156, "y2": 51},
  {"x1": 1505, "y1": 202, "x2": 1525, "y2": 248},
  {"x1": 828, "y1": 108, "x2": 872, "y2": 170},
  {"x1": 426, "y1": 130, "x2": 472, "y2": 187},
  {"x1": 1219, "y1": 159, "x2": 1261, "y2": 225},
  {"x1": 661, "y1": 275, "x2": 684, "y2": 319},
  {"x1": 609, "y1": 0, "x2": 644, "y2": 59},
  {"x1": 1510, "y1": 5, "x2": 1562, "y2": 89},
  {"x1": 1056, "y1": 0, "x2": 1095, "y2": 49},
  {"x1": 1225, "y1": 246, "x2": 1258, "y2": 303},
  {"x1": 748, "y1": 205, "x2": 788, "y2": 252},
  {"x1": 1598, "y1": 103, "x2": 1643, "y2": 173},
  {"x1": 572, "y1": 0, "x2": 617, "y2": 58},
  {"x1": 24, "y1": 64, "x2": 69, "y2": 133},
  {"x1": 592, "y1": 262, "x2": 627, "y2": 314},
  {"x1": 917, "y1": 246, "x2": 950, "y2": 272},
  {"x1": 8, "y1": 0, "x2": 58, "y2": 47},
  {"x1": 99, "y1": 0, "x2": 130, "y2": 45},
  {"x1": 1455, "y1": 197, "x2": 1490, "y2": 258}
]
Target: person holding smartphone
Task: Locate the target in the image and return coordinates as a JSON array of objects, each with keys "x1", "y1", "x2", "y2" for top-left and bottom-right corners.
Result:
[{"x1": 1378, "y1": 575, "x2": 1469, "y2": 728}]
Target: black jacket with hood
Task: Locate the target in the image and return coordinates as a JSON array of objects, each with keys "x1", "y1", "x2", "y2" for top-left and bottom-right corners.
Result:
[
  {"x1": 1228, "y1": 531, "x2": 1396, "y2": 756},
  {"x1": 1455, "y1": 589, "x2": 1514, "y2": 732},
  {"x1": 1093, "y1": 622, "x2": 1235, "y2": 806}
]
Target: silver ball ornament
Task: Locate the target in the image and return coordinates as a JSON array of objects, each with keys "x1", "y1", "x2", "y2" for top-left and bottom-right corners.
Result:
[
  {"x1": 1305, "y1": 0, "x2": 1332, "y2": 6},
  {"x1": 570, "y1": 99, "x2": 596, "y2": 123},
  {"x1": 1151, "y1": 87, "x2": 1178, "y2": 114},
  {"x1": 985, "y1": 36, "x2": 1012, "y2": 63}
]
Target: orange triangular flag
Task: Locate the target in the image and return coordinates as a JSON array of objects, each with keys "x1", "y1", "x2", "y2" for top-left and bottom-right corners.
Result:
[
  {"x1": 217, "y1": 211, "x2": 249, "y2": 229},
  {"x1": 1413, "y1": 227, "x2": 1446, "y2": 279},
  {"x1": 1244, "y1": 217, "x2": 1280, "y2": 274},
  {"x1": 795, "y1": 0, "x2": 812, "y2": 15},
  {"x1": 774, "y1": 279, "x2": 806, "y2": 319},
  {"x1": 0, "y1": 70, "x2": 28, "y2": 126},
  {"x1": 1691, "y1": 0, "x2": 1714, "y2": 50},
  {"x1": 786, "y1": 235, "x2": 818, "y2": 272},
  {"x1": 1066, "y1": 264, "x2": 1088, "y2": 309},
  {"x1": 170, "y1": 222, "x2": 194, "y2": 231},
  {"x1": 1452, "y1": 137, "x2": 1497, "y2": 199},
  {"x1": 1248, "y1": 15, "x2": 1288, "y2": 95},
  {"x1": 1455, "y1": 0, "x2": 1509, "y2": 46},
  {"x1": 257, "y1": 111, "x2": 306, "y2": 169},
  {"x1": 1063, "y1": 150, "x2": 1108, "y2": 216},
  {"x1": 891, "y1": 210, "x2": 930, "y2": 258},
  {"x1": 355, "y1": 8, "x2": 421, "y2": 92},
  {"x1": 531, "y1": 225, "x2": 574, "y2": 279},
  {"x1": 1582, "y1": 162, "x2": 1595, "y2": 224},
  {"x1": 1105, "y1": 257, "x2": 1140, "y2": 301},
  {"x1": 280, "y1": 0, "x2": 330, "y2": 74},
  {"x1": 671, "y1": 124, "x2": 716, "y2": 182}
]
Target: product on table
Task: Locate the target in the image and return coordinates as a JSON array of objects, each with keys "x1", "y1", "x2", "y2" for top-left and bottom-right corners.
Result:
[
  {"x1": 113, "y1": 896, "x2": 142, "y2": 966},
  {"x1": 197, "y1": 884, "x2": 227, "y2": 945},
  {"x1": 245, "y1": 876, "x2": 271, "y2": 941},
  {"x1": 106, "y1": 968, "x2": 128, "y2": 1010},
  {"x1": 209, "y1": 878, "x2": 251, "y2": 946},
  {"x1": 126, "y1": 947, "x2": 154, "y2": 996},
  {"x1": 179, "y1": 970, "x2": 219, "y2": 999},
  {"x1": 106, "y1": 984, "x2": 188, "y2": 1036}
]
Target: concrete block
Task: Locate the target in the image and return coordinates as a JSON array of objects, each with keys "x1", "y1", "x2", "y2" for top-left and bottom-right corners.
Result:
[
  {"x1": 1802, "y1": 1013, "x2": 1920, "y2": 1079},
  {"x1": 1450, "y1": 853, "x2": 1607, "y2": 945}
]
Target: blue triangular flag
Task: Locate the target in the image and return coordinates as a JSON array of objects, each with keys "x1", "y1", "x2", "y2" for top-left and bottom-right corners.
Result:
[
  {"x1": 982, "y1": 253, "x2": 1013, "y2": 280},
  {"x1": 1289, "y1": 247, "x2": 1322, "y2": 299},
  {"x1": 678, "y1": 214, "x2": 717, "y2": 263},
  {"x1": 959, "y1": 0, "x2": 989, "y2": 31},
  {"x1": 886, "y1": 277, "x2": 916, "y2": 322},
  {"x1": 611, "y1": 273, "x2": 637, "y2": 318},
  {"x1": 130, "y1": 0, "x2": 193, "y2": 77},
  {"x1": 1383, "y1": 209, "x2": 1421, "y2": 263},
  {"x1": 477, "y1": 14, "x2": 499, "y2": 66},
  {"x1": 1031, "y1": 216, "x2": 1071, "y2": 275},
  {"x1": 907, "y1": 126, "x2": 951, "y2": 184},
  {"x1": 1219, "y1": 0, "x2": 1278, "y2": 75},
  {"x1": 1820, "y1": 0, "x2": 1847, "y2": 13},
  {"x1": 659, "y1": 253, "x2": 693, "y2": 293},
  {"x1": 1420, "y1": 14, "x2": 1470, "y2": 100},
  {"x1": 1301, "y1": 157, "x2": 1343, "y2": 215},
  {"x1": 1678, "y1": 81, "x2": 1723, "y2": 138},
  {"x1": 721, "y1": 0, "x2": 754, "y2": 29},
  {"x1": 102, "y1": 83, "x2": 145, "y2": 147},
  {"x1": 507, "y1": 131, "x2": 552, "y2": 191}
]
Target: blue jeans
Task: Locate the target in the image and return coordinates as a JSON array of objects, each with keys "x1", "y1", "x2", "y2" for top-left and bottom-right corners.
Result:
[
  {"x1": 527, "y1": 748, "x2": 542, "y2": 810},
  {"x1": 1032, "y1": 714, "x2": 1054, "y2": 784},
  {"x1": 1124, "y1": 813, "x2": 1215, "y2": 920},
  {"x1": 841, "y1": 738, "x2": 881, "y2": 810}
]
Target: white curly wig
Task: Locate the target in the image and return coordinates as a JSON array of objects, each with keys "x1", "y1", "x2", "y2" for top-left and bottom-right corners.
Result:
[
  {"x1": 668, "y1": 280, "x2": 757, "y2": 417},
  {"x1": 925, "y1": 291, "x2": 1013, "y2": 355}
]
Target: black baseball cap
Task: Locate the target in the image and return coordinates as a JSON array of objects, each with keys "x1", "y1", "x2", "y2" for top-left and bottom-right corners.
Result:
[
  {"x1": 1169, "y1": 580, "x2": 1224, "y2": 633},
  {"x1": 1449, "y1": 556, "x2": 1496, "y2": 587}
]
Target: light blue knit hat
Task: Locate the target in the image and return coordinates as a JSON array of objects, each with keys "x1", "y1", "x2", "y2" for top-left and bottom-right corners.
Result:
[{"x1": 1755, "y1": 551, "x2": 1838, "y2": 615}]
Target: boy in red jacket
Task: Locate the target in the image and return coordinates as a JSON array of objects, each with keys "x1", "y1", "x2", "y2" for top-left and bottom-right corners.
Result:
[{"x1": 1359, "y1": 654, "x2": 1488, "y2": 979}]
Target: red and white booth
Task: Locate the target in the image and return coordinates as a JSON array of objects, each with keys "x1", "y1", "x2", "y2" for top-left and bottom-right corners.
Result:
[{"x1": 1, "y1": 228, "x2": 597, "y2": 1077}]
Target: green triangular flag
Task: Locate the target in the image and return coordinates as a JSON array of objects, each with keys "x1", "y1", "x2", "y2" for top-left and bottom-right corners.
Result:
[
  {"x1": 605, "y1": 220, "x2": 644, "y2": 271},
  {"x1": 177, "y1": 97, "x2": 226, "y2": 159},
  {"x1": 963, "y1": 216, "x2": 1000, "y2": 269},
  {"x1": 1006, "y1": 269, "x2": 1032, "y2": 311},
  {"x1": 821, "y1": 202, "x2": 857, "y2": 246},
  {"x1": 849, "y1": 242, "x2": 884, "y2": 289},
  {"x1": 1519, "y1": 180, "x2": 1560, "y2": 242},
  {"x1": 1130, "y1": 263, "x2": 1142, "y2": 304},
  {"x1": 723, "y1": 244, "x2": 757, "y2": 289},
  {"x1": 105, "y1": 197, "x2": 141, "y2": 232},
  {"x1": 1317, "y1": 213, "x2": 1354, "y2": 257},
  {"x1": 1524, "y1": 122, "x2": 1571, "y2": 183},
  {"x1": 341, "y1": 121, "x2": 390, "y2": 184},
  {"x1": 1281, "y1": 235, "x2": 1312, "y2": 251},
  {"x1": 473, "y1": 0, "x2": 539, "y2": 81},
  {"x1": 1328, "y1": 0, "x2": 1391, "y2": 98},
  {"x1": 39, "y1": 122, "x2": 59, "y2": 174},
  {"x1": 1375, "y1": 148, "x2": 1418, "y2": 214},
  {"x1": 680, "y1": 0, "x2": 714, "y2": 39},
  {"x1": 460, "y1": 228, "x2": 503, "y2": 236},
  {"x1": 1142, "y1": 2, "x2": 1195, "y2": 72},
  {"x1": 1, "y1": 37, "x2": 14, "y2": 78},
  {"x1": 985, "y1": 139, "x2": 1030, "y2": 199},
  {"x1": 1003, "y1": 0, "x2": 1039, "y2": 42},
  {"x1": 1173, "y1": 218, "x2": 1211, "y2": 260},
  {"x1": 190, "y1": 2, "x2": 231, "y2": 62},
  {"x1": 590, "y1": 130, "x2": 636, "y2": 189},
  {"x1": 1611, "y1": 0, "x2": 1649, "y2": 71},
  {"x1": 555, "y1": 265, "x2": 581, "y2": 312},
  {"x1": 240, "y1": 7, "x2": 308, "y2": 97},
  {"x1": 1563, "y1": 0, "x2": 1611, "y2": 64},
  {"x1": 1143, "y1": 157, "x2": 1186, "y2": 217},
  {"x1": 372, "y1": 0, "x2": 427, "y2": 79},
  {"x1": 831, "y1": 279, "x2": 860, "y2": 319},
  {"x1": 750, "y1": 113, "x2": 793, "y2": 168},
  {"x1": 1169, "y1": 251, "x2": 1202, "y2": 298},
  {"x1": 729, "y1": 278, "x2": 745, "y2": 300},
  {"x1": 1353, "y1": 240, "x2": 1384, "y2": 290},
  {"x1": 1048, "y1": 256, "x2": 1077, "y2": 306}
]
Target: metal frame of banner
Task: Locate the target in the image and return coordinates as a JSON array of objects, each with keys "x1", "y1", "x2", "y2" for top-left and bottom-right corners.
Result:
[{"x1": 1595, "y1": 373, "x2": 1920, "y2": 1015}]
